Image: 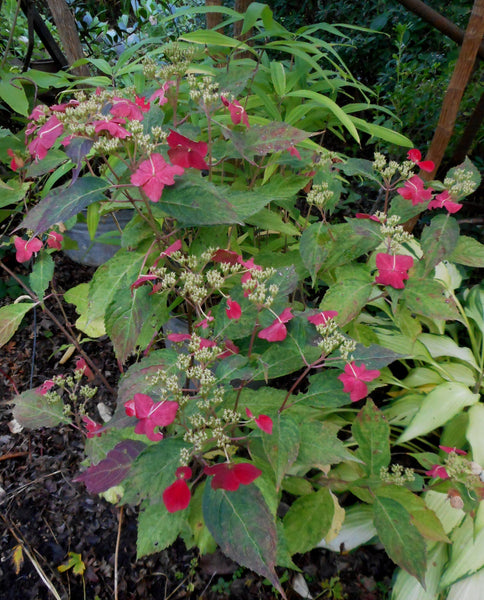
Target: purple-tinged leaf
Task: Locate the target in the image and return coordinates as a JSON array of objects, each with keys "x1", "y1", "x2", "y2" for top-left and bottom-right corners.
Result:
[
  {"x1": 226, "y1": 123, "x2": 312, "y2": 161},
  {"x1": 75, "y1": 439, "x2": 145, "y2": 494},
  {"x1": 64, "y1": 138, "x2": 94, "y2": 183},
  {"x1": 18, "y1": 176, "x2": 109, "y2": 236},
  {"x1": 203, "y1": 483, "x2": 285, "y2": 598}
]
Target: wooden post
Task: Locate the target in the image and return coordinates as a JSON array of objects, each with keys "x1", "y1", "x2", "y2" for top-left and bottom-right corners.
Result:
[
  {"x1": 206, "y1": 0, "x2": 223, "y2": 31},
  {"x1": 45, "y1": 0, "x2": 90, "y2": 77},
  {"x1": 422, "y1": 0, "x2": 484, "y2": 179}
]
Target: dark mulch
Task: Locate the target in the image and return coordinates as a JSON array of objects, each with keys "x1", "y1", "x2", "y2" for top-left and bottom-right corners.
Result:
[{"x1": 0, "y1": 252, "x2": 395, "y2": 600}]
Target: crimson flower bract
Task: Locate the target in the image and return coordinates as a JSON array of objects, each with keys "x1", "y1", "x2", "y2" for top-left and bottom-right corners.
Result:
[
  {"x1": 124, "y1": 393, "x2": 178, "y2": 442},
  {"x1": 204, "y1": 462, "x2": 262, "y2": 491},
  {"x1": 163, "y1": 466, "x2": 192, "y2": 513},
  {"x1": 130, "y1": 154, "x2": 184, "y2": 202},
  {"x1": 397, "y1": 175, "x2": 433, "y2": 205},
  {"x1": 221, "y1": 95, "x2": 250, "y2": 128},
  {"x1": 14, "y1": 236, "x2": 42, "y2": 263},
  {"x1": 338, "y1": 362, "x2": 380, "y2": 402},
  {"x1": 28, "y1": 115, "x2": 63, "y2": 160},
  {"x1": 407, "y1": 148, "x2": 434, "y2": 173},
  {"x1": 375, "y1": 253, "x2": 414, "y2": 289},
  {"x1": 428, "y1": 190, "x2": 462, "y2": 214},
  {"x1": 258, "y1": 308, "x2": 293, "y2": 342},
  {"x1": 167, "y1": 130, "x2": 209, "y2": 170}
]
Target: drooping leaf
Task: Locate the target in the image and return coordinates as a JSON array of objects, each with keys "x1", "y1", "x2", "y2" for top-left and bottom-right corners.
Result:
[
  {"x1": 64, "y1": 283, "x2": 105, "y2": 338},
  {"x1": 402, "y1": 279, "x2": 460, "y2": 322},
  {"x1": 137, "y1": 502, "x2": 185, "y2": 557},
  {"x1": 0, "y1": 180, "x2": 30, "y2": 208},
  {"x1": 320, "y1": 276, "x2": 373, "y2": 325},
  {"x1": 74, "y1": 440, "x2": 145, "y2": 494},
  {"x1": 19, "y1": 177, "x2": 109, "y2": 236},
  {"x1": 283, "y1": 488, "x2": 339, "y2": 555},
  {"x1": 105, "y1": 283, "x2": 152, "y2": 364},
  {"x1": 420, "y1": 215, "x2": 460, "y2": 273},
  {"x1": 391, "y1": 542, "x2": 447, "y2": 600},
  {"x1": 376, "y1": 486, "x2": 449, "y2": 543},
  {"x1": 373, "y1": 496, "x2": 427, "y2": 586},
  {"x1": 296, "y1": 420, "x2": 356, "y2": 471},
  {"x1": 449, "y1": 235, "x2": 484, "y2": 267},
  {"x1": 84, "y1": 249, "x2": 145, "y2": 336},
  {"x1": 29, "y1": 253, "x2": 54, "y2": 301},
  {"x1": 202, "y1": 483, "x2": 283, "y2": 595},
  {"x1": 0, "y1": 77, "x2": 29, "y2": 116},
  {"x1": 226, "y1": 122, "x2": 312, "y2": 159},
  {"x1": 352, "y1": 400, "x2": 391, "y2": 477},
  {"x1": 0, "y1": 303, "x2": 33, "y2": 347},
  {"x1": 12, "y1": 388, "x2": 69, "y2": 429},
  {"x1": 466, "y1": 404, "x2": 484, "y2": 466},
  {"x1": 261, "y1": 414, "x2": 300, "y2": 490},
  {"x1": 398, "y1": 382, "x2": 479, "y2": 444}
]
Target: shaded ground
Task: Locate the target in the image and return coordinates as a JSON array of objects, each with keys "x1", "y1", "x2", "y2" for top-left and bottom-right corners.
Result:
[{"x1": 0, "y1": 252, "x2": 395, "y2": 600}]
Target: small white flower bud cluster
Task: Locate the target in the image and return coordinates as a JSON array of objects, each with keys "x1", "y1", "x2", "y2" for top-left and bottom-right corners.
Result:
[
  {"x1": 242, "y1": 268, "x2": 278, "y2": 307},
  {"x1": 307, "y1": 183, "x2": 334, "y2": 210},
  {"x1": 380, "y1": 464, "x2": 415, "y2": 485},
  {"x1": 444, "y1": 169, "x2": 477, "y2": 199},
  {"x1": 189, "y1": 74, "x2": 220, "y2": 105},
  {"x1": 378, "y1": 213, "x2": 413, "y2": 251},
  {"x1": 373, "y1": 152, "x2": 387, "y2": 172},
  {"x1": 381, "y1": 160, "x2": 399, "y2": 180}
]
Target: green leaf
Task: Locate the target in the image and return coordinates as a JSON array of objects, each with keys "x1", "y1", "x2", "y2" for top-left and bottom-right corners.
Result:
[
  {"x1": 298, "y1": 370, "x2": 352, "y2": 408},
  {"x1": 286, "y1": 90, "x2": 360, "y2": 143},
  {"x1": 320, "y1": 276, "x2": 373, "y2": 325},
  {"x1": 84, "y1": 250, "x2": 145, "y2": 337},
  {"x1": 12, "y1": 389, "x2": 69, "y2": 429},
  {"x1": 262, "y1": 414, "x2": 300, "y2": 490},
  {"x1": 270, "y1": 61, "x2": 286, "y2": 96},
  {"x1": 180, "y1": 30, "x2": 251, "y2": 51},
  {"x1": 466, "y1": 404, "x2": 484, "y2": 466},
  {"x1": 122, "y1": 438, "x2": 189, "y2": 505},
  {"x1": 0, "y1": 180, "x2": 30, "y2": 208},
  {"x1": 402, "y1": 279, "x2": 460, "y2": 322},
  {"x1": 352, "y1": 400, "x2": 390, "y2": 477},
  {"x1": 417, "y1": 333, "x2": 478, "y2": 370},
  {"x1": 29, "y1": 253, "x2": 54, "y2": 301},
  {"x1": 420, "y1": 215, "x2": 460, "y2": 273},
  {"x1": 202, "y1": 483, "x2": 282, "y2": 594},
  {"x1": 283, "y1": 488, "x2": 337, "y2": 554},
  {"x1": 137, "y1": 502, "x2": 185, "y2": 557},
  {"x1": 0, "y1": 78, "x2": 29, "y2": 116},
  {"x1": 348, "y1": 115, "x2": 413, "y2": 147},
  {"x1": 64, "y1": 283, "x2": 105, "y2": 338},
  {"x1": 391, "y1": 543, "x2": 447, "y2": 600},
  {"x1": 226, "y1": 123, "x2": 312, "y2": 161},
  {"x1": 398, "y1": 382, "x2": 479, "y2": 444},
  {"x1": 244, "y1": 207, "x2": 300, "y2": 236},
  {"x1": 241, "y1": 2, "x2": 274, "y2": 34},
  {"x1": 449, "y1": 236, "x2": 484, "y2": 267},
  {"x1": 373, "y1": 496, "x2": 427, "y2": 586},
  {"x1": 296, "y1": 420, "x2": 356, "y2": 471},
  {"x1": 441, "y1": 515, "x2": 484, "y2": 586},
  {"x1": 185, "y1": 483, "x2": 217, "y2": 555},
  {"x1": 19, "y1": 177, "x2": 109, "y2": 236},
  {"x1": 0, "y1": 303, "x2": 33, "y2": 347},
  {"x1": 105, "y1": 284, "x2": 153, "y2": 364},
  {"x1": 376, "y1": 486, "x2": 449, "y2": 543}
]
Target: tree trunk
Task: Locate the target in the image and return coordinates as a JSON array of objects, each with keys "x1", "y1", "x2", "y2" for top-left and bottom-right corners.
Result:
[
  {"x1": 45, "y1": 0, "x2": 90, "y2": 77},
  {"x1": 396, "y1": 0, "x2": 484, "y2": 61},
  {"x1": 206, "y1": 0, "x2": 223, "y2": 31},
  {"x1": 233, "y1": 0, "x2": 252, "y2": 40},
  {"x1": 422, "y1": 0, "x2": 484, "y2": 179}
]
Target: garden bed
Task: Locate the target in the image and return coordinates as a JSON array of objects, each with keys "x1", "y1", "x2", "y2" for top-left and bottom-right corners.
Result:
[{"x1": 0, "y1": 253, "x2": 395, "y2": 600}]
